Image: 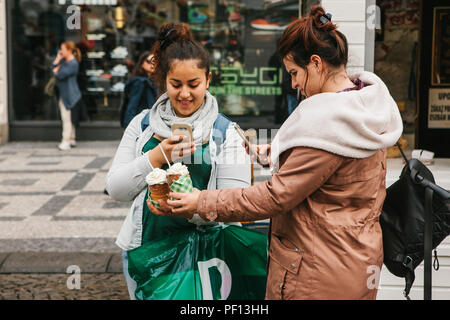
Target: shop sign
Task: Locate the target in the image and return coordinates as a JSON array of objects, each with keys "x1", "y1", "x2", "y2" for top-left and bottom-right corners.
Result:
[
  {"x1": 210, "y1": 66, "x2": 282, "y2": 96},
  {"x1": 428, "y1": 88, "x2": 450, "y2": 129}
]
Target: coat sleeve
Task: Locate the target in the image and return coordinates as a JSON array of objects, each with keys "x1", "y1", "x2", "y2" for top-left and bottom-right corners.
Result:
[
  {"x1": 106, "y1": 112, "x2": 154, "y2": 202},
  {"x1": 215, "y1": 125, "x2": 251, "y2": 190},
  {"x1": 197, "y1": 147, "x2": 343, "y2": 222},
  {"x1": 55, "y1": 61, "x2": 78, "y2": 80}
]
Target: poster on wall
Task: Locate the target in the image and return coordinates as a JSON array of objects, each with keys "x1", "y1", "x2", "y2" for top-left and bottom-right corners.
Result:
[{"x1": 428, "y1": 88, "x2": 450, "y2": 128}]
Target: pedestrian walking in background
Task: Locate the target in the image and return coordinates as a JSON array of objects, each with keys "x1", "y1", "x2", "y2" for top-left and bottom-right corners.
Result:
[
  {"x1": 52, "y1": 41, "x2": 87, "y2": 151},
  {"x1": 151, "y1": 5, "x2": 404, "y2": 300},
  {"x1": 106, "y1": 23, "x2": 266, "y2": 300},
  {"x1": 119, "y1": 51, "x2": 158, "y2": 130}
]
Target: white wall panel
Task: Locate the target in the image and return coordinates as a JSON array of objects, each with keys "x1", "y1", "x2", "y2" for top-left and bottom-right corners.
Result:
[
  {"x1": 348, "y1": 44, "x2": 365, "y2": 67},
  {"x1": 321, "y1": 0, "x2": 366, "y2": 22},
  {"x1": 336, "y1": 21, "x2": 366, "y2": 44},
  {"x1": 0, "y1": 0, "x2": 8, "y2": 127}
]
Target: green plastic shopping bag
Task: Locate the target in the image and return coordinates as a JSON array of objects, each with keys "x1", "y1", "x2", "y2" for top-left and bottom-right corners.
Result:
[{"x1": 127, "y1": 225, "x2": 268, "y2": 300}]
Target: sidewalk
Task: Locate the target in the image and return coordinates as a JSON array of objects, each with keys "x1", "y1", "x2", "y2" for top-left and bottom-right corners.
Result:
[
  {"x1": 0, "y1": 141, "x2": 449, "y2": 276},
  {"x1": 0, "y1": 141, "x2": 273, "y2": 275}
]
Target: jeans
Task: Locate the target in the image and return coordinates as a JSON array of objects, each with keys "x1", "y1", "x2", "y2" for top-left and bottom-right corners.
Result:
[
  {"x1": 58, "y1": 99, "x2": 76, "y2": 143},
  {"x1": 121, "y1": 250, "x2": 137, "y2": 300}
]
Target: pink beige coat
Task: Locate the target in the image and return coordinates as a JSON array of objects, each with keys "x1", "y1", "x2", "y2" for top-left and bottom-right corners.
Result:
[
  {"x1": 197, "y1": 147, "x2": 387, "y2": 300},
  {"x1": 197, "y1": 71, "x2": 402, "y2": 299}
]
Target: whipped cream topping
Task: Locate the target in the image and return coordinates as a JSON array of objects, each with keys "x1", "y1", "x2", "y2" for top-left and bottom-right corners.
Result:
[
  {"x1": 166, "y1": 162, "x2": 189, "y2": 176},
  {"x1": 145, "y1": 168, "x2": 167, "y2": 185}
]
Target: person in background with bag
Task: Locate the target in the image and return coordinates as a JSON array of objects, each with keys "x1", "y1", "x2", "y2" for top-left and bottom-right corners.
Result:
[
  {"x1": 52, "y1": 41, "x2": 87, "y2": 151},
  {"x1": 120, "y1": 51, "x2": 158, "y2": 130},
  {"x1": 106, "y1": 23, "x2": 265, "y2": 300},
  {"x1": 151, "y1": 6, "x2": 404, "y2": 300}
]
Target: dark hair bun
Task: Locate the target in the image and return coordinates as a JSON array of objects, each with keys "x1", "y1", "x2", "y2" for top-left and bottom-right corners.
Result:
[
  {"x1": 278, "y1": 5, "x2": 349, "y2": 69},
  {"x1": 158, "y1": 23, "x2": 193, "y2": 50},
  {"x1": 309, "y1": 5, "x2": 337, "y2": 32}
]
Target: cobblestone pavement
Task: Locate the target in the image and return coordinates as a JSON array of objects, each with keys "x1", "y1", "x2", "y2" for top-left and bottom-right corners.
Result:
[
  {"x1": 0, "y1": 273, "x2": 129, "y2": 300},
  {"x1": 0, "y1": 141, "x2": 272, "y2": 250},
  {"x1": 0, "y1": 141, "x2": 272, "y2": 300},
  {"x1": 1, "y1": 141, "x2": 449, "y2": 300}
]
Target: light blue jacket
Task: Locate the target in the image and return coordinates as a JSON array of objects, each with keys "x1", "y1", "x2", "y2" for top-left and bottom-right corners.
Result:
[
  {"x1": 53, "y1": 59, "x2": 82, "y2": 109},
  {"x1": 106, "y1": 110, "x2": 251, "y2": 251}
]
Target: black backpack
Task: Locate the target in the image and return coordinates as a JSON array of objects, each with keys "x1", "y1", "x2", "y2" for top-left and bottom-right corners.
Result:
[
  {"x1": 119, "y1": 81, "x2": 131, "y2": 129},
  {"x1": 380, "y1": 145, "x2": 450, "y2": 299}
]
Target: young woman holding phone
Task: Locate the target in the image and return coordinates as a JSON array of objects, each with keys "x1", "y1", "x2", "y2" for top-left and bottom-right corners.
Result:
[{"x1": 106, "y1": 22, "x2": 254, "y2": 299}]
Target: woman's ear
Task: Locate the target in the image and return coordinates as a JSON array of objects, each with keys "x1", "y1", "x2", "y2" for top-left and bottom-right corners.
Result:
[
  {"x1": 206, "y1": 72, "x2": 212, "y2": 89},
  {"x1": 310, "y1": 55, "x2": 323, "y2": 72}
]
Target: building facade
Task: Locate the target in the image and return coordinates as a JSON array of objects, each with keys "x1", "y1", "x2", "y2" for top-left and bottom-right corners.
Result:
[
  {"x1": 0, "y1": 0, "x2": 7, "y2": 144},
  {"x1": 0, "y1": 0, "x2": 379, "y2": 142},
  {"x1": 0, "y1": 0, "x2": 449, "y2": 300}
]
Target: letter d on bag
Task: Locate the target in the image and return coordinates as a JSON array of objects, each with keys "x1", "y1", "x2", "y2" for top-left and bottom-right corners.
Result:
[{"x1": 198, "y1": 258, "x2": 232, "y2": 300}]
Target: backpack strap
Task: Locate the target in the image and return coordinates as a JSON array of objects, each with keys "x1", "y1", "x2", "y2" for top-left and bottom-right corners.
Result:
[
  {"x1": 141, "y1": 111, "x2": 150, "y2": 132},
  {"x1": 212, "y1": 113, "x2": 232, "y2": 148},
  {"x1": 141, "y1": 112, "x2": 232, "y2": 147}
]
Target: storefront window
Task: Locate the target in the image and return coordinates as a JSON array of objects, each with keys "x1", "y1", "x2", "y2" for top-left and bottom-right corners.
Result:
[
  {"x1": 8, "y1": 0, "x2": 298, "y2": 124},
  {"x1": 432, "y1": 7, "x2": 450, "y2": 85}
]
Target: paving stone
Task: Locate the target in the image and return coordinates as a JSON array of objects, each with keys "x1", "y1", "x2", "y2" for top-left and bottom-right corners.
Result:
[
  {"x1": 106, "y1": 253, "x2": 123, "y2": 273},
  {"x1": 0, "y1": 274, "x2": 129, "y2": 300},
  {"x1": 62, "y1": 173, "x2": 96, "y2": 191},
  {"x1": 32, "y1": 195, "x2": 74, "y2": 216},
  {"x1": 0, "y1": 238, "x2": 119, "y2": 253},
  {"x1": 0, "y1": 253, "x2": 10, "y2": 269},
  {"x1": 0, "y1": 252, "x2": 112, "y2": 273},
  {"x1": 0, "y1": 179, "x2": 38, "y2": 186},
  {"x1": 84, "y1": 157, "x2": 111, "y2": 169}
]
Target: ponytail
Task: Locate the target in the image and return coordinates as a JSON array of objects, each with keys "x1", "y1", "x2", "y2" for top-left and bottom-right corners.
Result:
[
  {"x1": 74, "y1": 47, "x2": 82, "y2": 63},
  {"x1": 62, "y1": 41, "x2": 82, "y2": 63}
]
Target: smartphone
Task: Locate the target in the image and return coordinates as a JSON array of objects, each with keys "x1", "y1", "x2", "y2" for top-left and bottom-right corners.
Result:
[
  {"x1": 234, "y1": 124, "x2": 262, "y2": 163},
  {"x1": 171, "y1": 123, "x2": 193, "y2": 142}
]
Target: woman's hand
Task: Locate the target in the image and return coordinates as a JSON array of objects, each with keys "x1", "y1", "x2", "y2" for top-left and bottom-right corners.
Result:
[
  {"x1": 149, "y1": 135, "x2": 196, "y2": 168},
  {"x1": 53, "y1": 50, "x2": 63, "y2": 65},
  {"x1": 52, "y1": 51, "x2": 64, "y2": 75},
  {"x1": 244, "y1": 143, "x2": 272, "y2": 167},
  {"x1": 146, "y1": 188, "x2": 201, "y2": 220}
]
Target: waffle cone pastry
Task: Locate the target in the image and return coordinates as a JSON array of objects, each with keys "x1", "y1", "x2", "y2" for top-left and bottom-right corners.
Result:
[
  {"x1": 167, "y1": 163, "x2": 190, "y2": 186},
  {"x1": 149, "y1": 183, "x2": 170, "y2": 203},
  {"x1": 145, "y1": 168, "x2": 169, "y2": 206},
  {"x1": 167, "y1": 173, "x2": 191, "y2": 186}
]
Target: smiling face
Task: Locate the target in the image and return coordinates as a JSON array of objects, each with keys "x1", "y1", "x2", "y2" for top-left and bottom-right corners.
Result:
[
  {"x1": 283, "y1": 55, "x2": 323, "y2": 98},
  {"x1": 166, "y1": 59, "x2": 212, "y2": 118}
]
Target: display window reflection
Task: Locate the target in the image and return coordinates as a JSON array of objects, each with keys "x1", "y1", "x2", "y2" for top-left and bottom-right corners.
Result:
[
  {"x1": 8, "y1": 0, "x2": 298, "y2": 123},
  {"x1": 432, "y1": 7, "x2": 450, "y2": 85}
]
